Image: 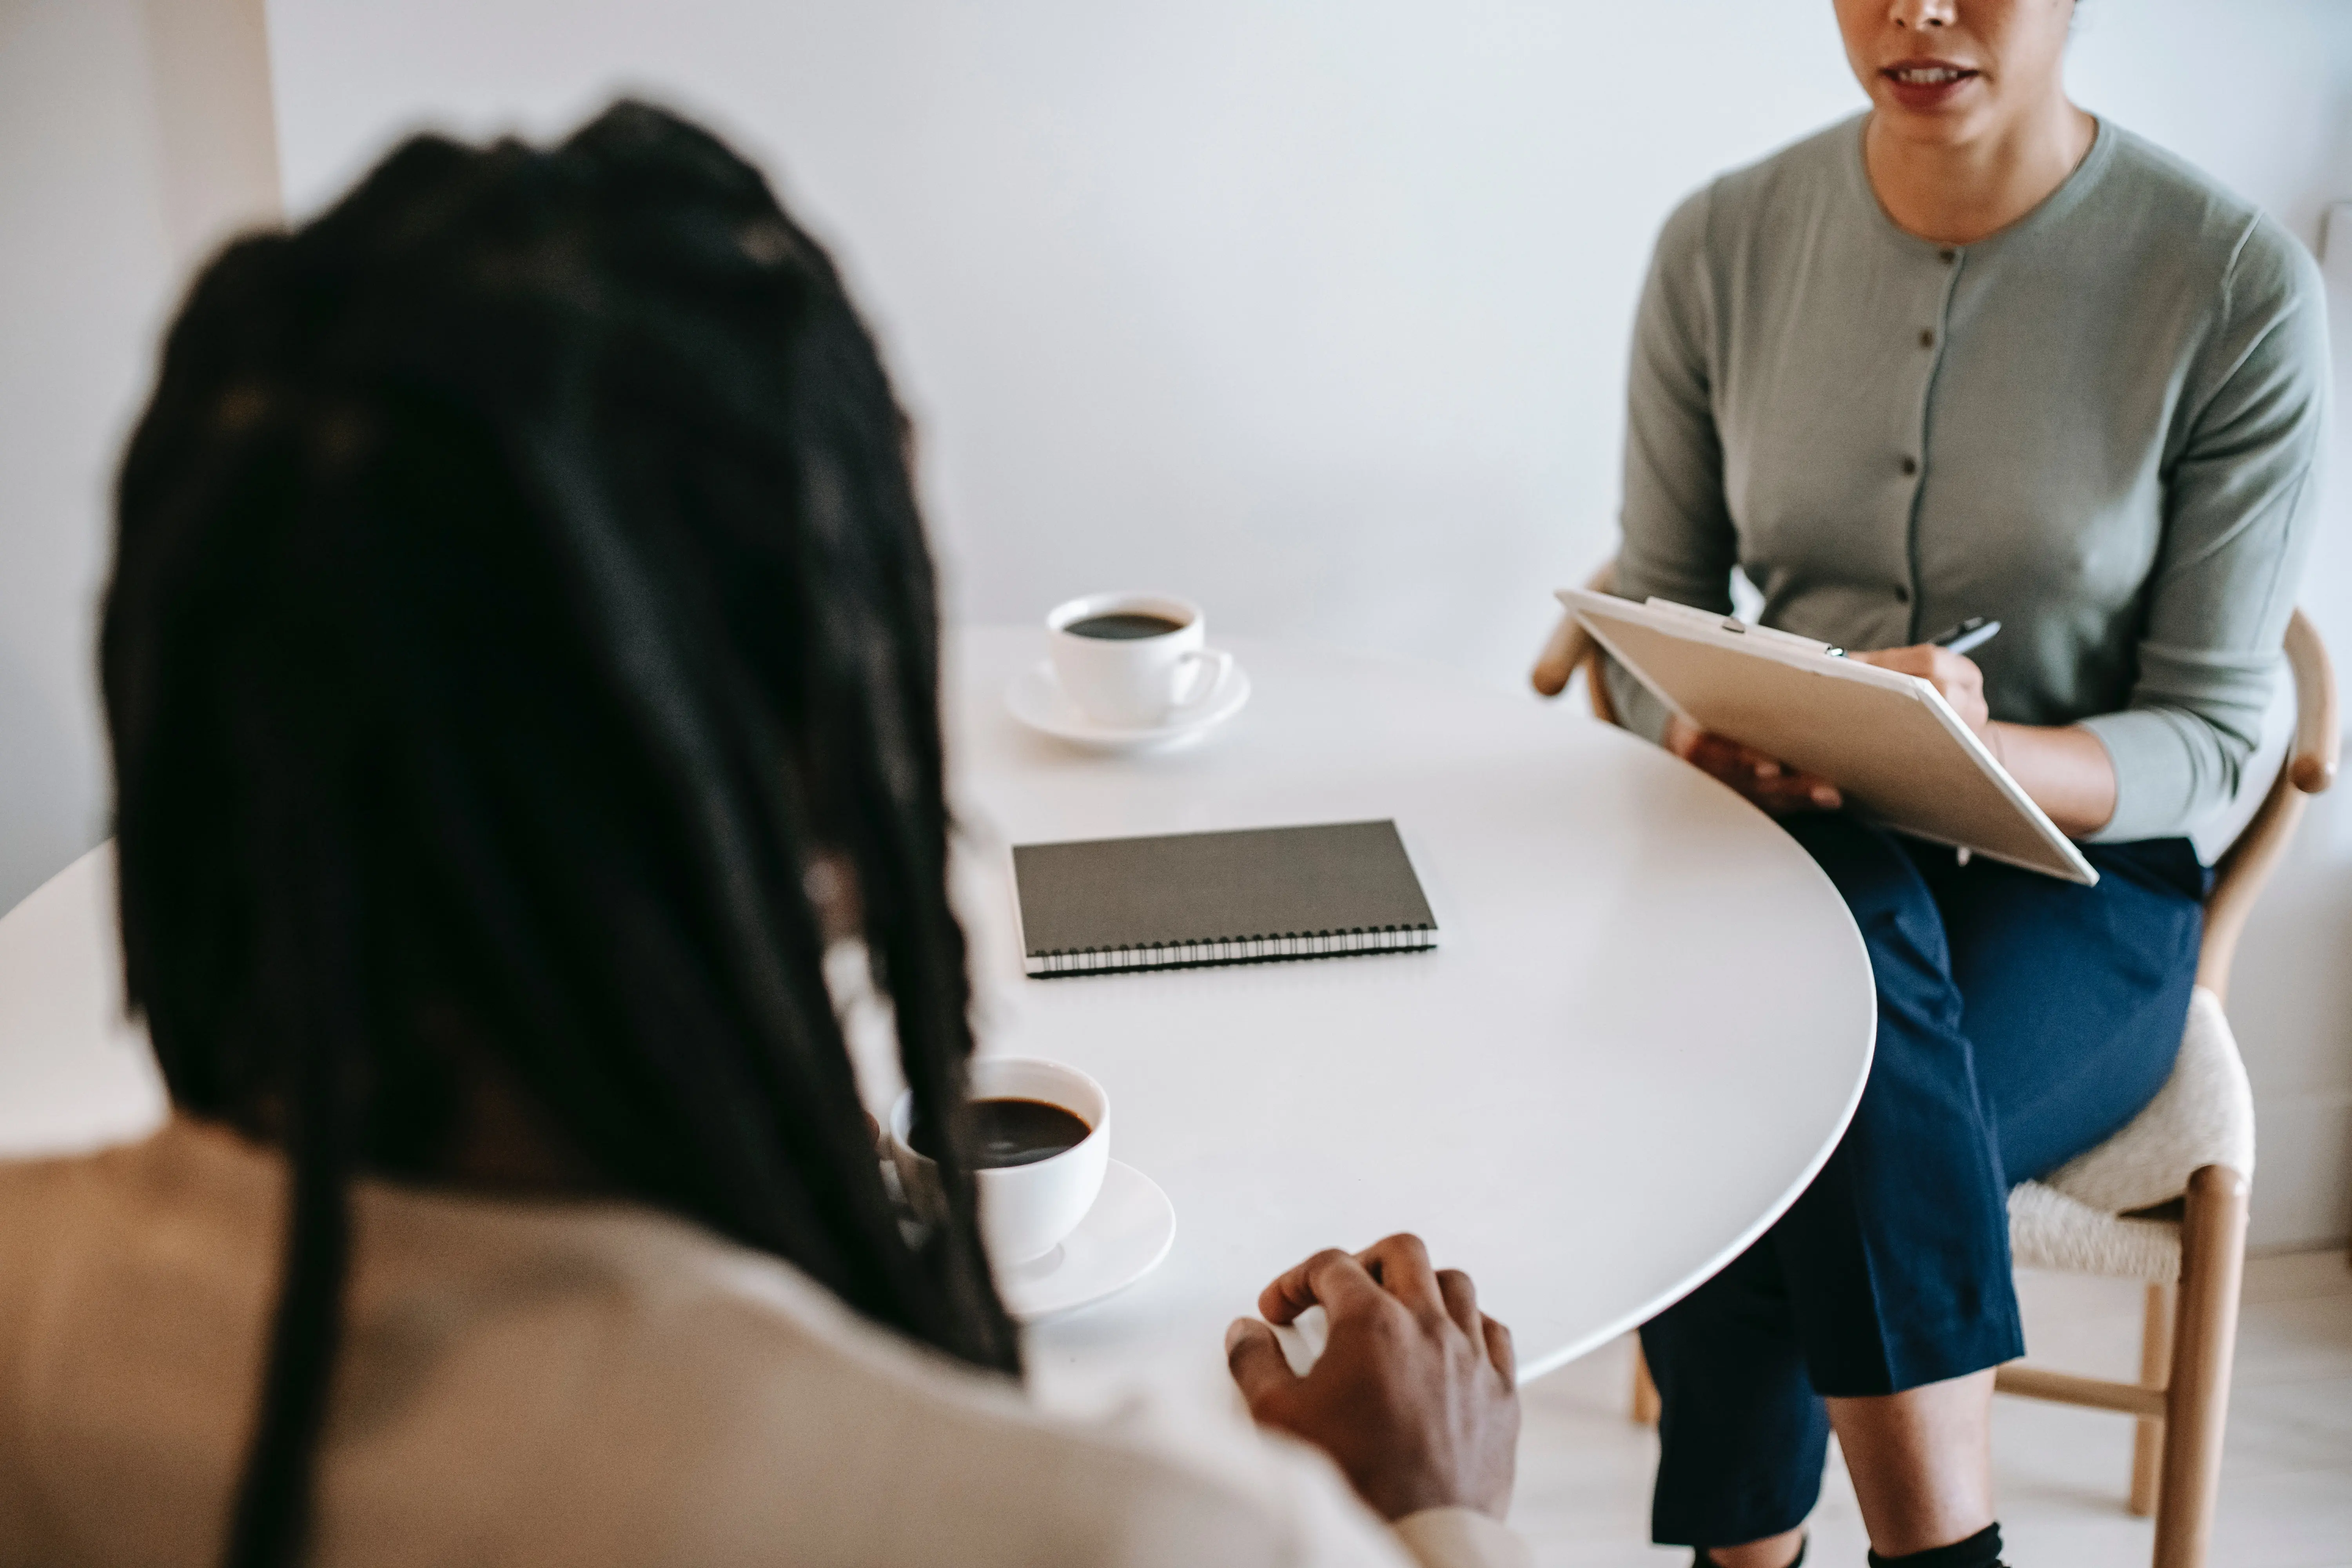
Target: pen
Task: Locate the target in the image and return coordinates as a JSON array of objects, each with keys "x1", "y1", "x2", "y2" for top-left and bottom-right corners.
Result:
[{"x1": 1929, "y1": 617, "x2": 2002, "y2": 657}]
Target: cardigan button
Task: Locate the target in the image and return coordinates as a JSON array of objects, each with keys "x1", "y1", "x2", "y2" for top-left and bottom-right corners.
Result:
[
  {"x1": 1900, "y1": 456, "x2": 1920, "y2": 476},
  {"x1": 1939, "y1": 248, "x2": 1957, "y2": 263},
  {"x1": 1919, "y1": 329, "x2": 1936, "y2": 349},
  {"x1": 1895, "y1": 585, "x2": 1911, "y2": 604}
]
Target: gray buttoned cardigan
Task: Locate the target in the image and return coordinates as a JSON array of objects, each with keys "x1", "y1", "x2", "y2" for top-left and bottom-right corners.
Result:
[{"x1": 1606, "y1": 113, "x2": 2329, "y2": 846}]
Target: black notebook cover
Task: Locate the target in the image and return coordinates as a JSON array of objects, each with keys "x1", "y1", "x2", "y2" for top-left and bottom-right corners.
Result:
[{"x1": 1011, "y1": 820, "x2": 1439, "y2": 977}]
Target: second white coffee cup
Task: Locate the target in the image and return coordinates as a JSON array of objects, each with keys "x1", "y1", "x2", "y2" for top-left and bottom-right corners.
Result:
[
  {"x1": 1046, "y1": 592, "x2": 1233, "y2": 728},
  {"x1": 888, "y1": 1057, "x2": 1110, "y2": 1267}
]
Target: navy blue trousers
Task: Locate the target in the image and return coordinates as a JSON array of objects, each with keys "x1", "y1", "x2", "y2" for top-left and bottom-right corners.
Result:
[{"x1": 1642, "y1": 815, "x2": 2207, "y2": 1548}]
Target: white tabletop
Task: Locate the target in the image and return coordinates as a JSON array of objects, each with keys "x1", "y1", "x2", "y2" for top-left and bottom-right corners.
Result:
[
  {"x1": 0, "y1": 628, "x2": 1875, "y2": 1412},
  {"x1": 950, "y1": 628, "x2": 1873, "y2": 1405}
]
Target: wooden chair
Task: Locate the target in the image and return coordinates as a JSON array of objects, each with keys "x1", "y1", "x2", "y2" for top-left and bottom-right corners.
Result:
[{"x1": 1531, "y1": 572, "x2": 2340, "y2": 1568}]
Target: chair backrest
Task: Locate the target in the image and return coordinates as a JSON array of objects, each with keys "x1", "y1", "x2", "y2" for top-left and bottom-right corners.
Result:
[
  {"x1": 1532, "y1": 563, "x2": 2339, "y2": 1003},
  {"x1": 1529, "y1": 559, "x2": 1618, "y2": 724},
  {"x1": 2197, "y1": 610, "x2": 2337, "y2": 1002}
]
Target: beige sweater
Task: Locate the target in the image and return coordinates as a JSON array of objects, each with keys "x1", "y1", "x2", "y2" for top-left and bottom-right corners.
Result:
[{"x1": 0, "y1": 1118, "x2": 1526, "y2": 1568}]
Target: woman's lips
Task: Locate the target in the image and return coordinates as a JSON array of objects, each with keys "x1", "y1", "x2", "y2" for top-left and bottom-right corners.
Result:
[{"x1": 1882, "y1": 60, "x2": 1980, "y2": 111}]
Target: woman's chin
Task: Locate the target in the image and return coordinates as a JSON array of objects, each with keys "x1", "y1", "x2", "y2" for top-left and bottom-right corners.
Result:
[{"x1": 1873, "y1": 88, "x2": 1994, "y2": 145}]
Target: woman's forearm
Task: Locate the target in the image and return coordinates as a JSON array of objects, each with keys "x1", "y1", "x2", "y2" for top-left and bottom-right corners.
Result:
[{"x1": 1985, "y1": 722, "x2": 2116, "y2": 839}]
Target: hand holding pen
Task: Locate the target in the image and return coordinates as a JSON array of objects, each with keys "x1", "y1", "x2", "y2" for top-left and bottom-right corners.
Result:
[
  {"x1": 1667, "y1": 614, "x2": 2002, "y2": 814},
  {"x1": 1848, "y1": 616, "x2": 2000, "y2": 735}
]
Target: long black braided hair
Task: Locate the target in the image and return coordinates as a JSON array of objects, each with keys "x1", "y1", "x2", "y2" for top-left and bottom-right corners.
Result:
[{"x1": 100, "y1": 101, "x2": 1018, "y2": 1567}]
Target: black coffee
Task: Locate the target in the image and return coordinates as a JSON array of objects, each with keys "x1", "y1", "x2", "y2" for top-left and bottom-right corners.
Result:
[
  {"x1": 913, "y1": 1097, "x2": 1092, "y2": 1169},
  {"x1": 1065, "y1": 612, "x2": 1185, "y2": 641}
]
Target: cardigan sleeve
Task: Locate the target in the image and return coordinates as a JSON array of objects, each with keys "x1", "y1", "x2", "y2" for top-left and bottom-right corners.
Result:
[
  {"x1": 1604, "y1": 185, "x2": 1742, "y2": 744},
  {"x1": 2079, "y1": 218, "x2": 2330, "y2": 843}
]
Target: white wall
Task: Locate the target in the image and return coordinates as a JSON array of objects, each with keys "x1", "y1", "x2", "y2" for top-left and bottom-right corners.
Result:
[
  {"x1": 3, "y1": 0, "x2": 2346, "y2": 1243},
  {"x1": 2, "y1": 1, "x2": 169, "y2": 915},
  {"x1": 259, "y1": 2, "x2": 2352, "y2": 669},
  {"x1": 0, "y1": 0, "x2": 278, "y2": 913}
]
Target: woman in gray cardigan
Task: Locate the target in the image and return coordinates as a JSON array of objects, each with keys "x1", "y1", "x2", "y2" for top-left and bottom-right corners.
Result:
[{"x1": 1604, "y1": 4, "x2": 2328, "y2": 1567}]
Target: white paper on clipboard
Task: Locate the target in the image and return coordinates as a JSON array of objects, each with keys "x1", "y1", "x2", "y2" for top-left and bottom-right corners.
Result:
[{"x1": 1561, "y1": 588, "x2": 2096, "y2": 885}]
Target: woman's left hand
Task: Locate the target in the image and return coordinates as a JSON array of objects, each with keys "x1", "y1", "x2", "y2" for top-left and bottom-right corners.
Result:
[{"x1": 1849, "y1": 644, "x2": 1991, "y2": 734}]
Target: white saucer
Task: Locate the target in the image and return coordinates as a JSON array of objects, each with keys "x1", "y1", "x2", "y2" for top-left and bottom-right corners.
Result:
[
  {"x1": 995, "y1": 1159, "x2": 1176, "y2": 1321},
  {"x1": 1005, "y1": 659, "x2": 1251, "y2": 752}
]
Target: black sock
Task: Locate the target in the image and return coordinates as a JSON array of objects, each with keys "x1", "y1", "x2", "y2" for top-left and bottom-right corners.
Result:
[
  {"x1": 1866, "y1": 1522, "x2": 2004, "y2": 1568},
  {"x1": 1694, "y1": 1538, "x2": 1807, "y2": 1568}
]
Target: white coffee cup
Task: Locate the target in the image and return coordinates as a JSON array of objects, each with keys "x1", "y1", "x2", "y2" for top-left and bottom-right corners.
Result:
[
  {"x1": 1045, "y1": 592, "x2": 1234, "y2": 728},
  {"x1": 888, "y1": 1057, "x2": 1111, "y2": 1267}
]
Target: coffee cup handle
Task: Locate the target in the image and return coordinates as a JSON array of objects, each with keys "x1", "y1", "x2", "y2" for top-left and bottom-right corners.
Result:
[{"x1": 1171, "y1": 648, "x2": 1233, "y2": 713}]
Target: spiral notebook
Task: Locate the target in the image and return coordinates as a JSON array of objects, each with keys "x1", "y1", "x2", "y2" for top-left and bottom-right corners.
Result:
[{"x1": 1011, "y1": 820, "x2": 1439, "y2": 977}]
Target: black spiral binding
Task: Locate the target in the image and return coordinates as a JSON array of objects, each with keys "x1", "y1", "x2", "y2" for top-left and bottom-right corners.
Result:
[{"x1": 1024, "y1": 924, "x2": 1439, "y2": 978}]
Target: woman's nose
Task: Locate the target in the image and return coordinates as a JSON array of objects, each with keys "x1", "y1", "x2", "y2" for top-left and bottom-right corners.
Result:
[{"x1": 1887, "y1": 0, "x2": 1959, "y2": 31}]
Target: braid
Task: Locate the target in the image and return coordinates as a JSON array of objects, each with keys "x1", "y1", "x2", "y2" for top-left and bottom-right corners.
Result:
[
  {"x1": 103, "y1": 101, "x2": 1018, "y2": 1568},
  {"x1": 222, "y1": 809, "x2": 360, "y2": 1565}
]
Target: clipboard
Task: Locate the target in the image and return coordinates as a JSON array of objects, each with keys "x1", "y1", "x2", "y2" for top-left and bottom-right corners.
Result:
[{"x1": 1561, "y1": 589, "x2": 2097, "y2": 885}]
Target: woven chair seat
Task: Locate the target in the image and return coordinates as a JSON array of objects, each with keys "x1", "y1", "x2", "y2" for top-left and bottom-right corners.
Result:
[{"x1": 2008, "y1": 987, "x2": 2256, "y2": 1283}]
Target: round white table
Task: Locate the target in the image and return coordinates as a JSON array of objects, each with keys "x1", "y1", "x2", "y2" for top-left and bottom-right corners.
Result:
[
  {"x1": 952, "y1": 628, "x2": 1874, "y2": 1405},
  {"x1": 0, "y1": 628, "x2": 1876, "y2": 1413}
]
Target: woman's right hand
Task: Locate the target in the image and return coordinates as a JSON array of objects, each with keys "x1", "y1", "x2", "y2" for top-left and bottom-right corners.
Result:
[
  {"x1": 1225, "y1": 1234, "x2": 1519, "y2": 1521},
  {"x1": 1664, "y1": 715, "x2": 1843, "y2": 815}
]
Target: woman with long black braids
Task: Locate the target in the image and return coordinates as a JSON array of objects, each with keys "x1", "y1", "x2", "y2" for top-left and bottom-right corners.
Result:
[{"x1": 0, "y1": 104, "x2": 1523, "y2": 1568}]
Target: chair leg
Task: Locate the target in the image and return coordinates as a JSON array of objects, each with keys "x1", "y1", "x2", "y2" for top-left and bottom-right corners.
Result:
[
  {"x1": 2152, "y1": 1165, "x2": 2249, "y2": 1568},
  {"x1": 2131, "y1": 1282, "x2": 2174, "y2": 1517},
  {"x1": 1631, "y1": 1336, "x2": 1661, "y2": 1425}
]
